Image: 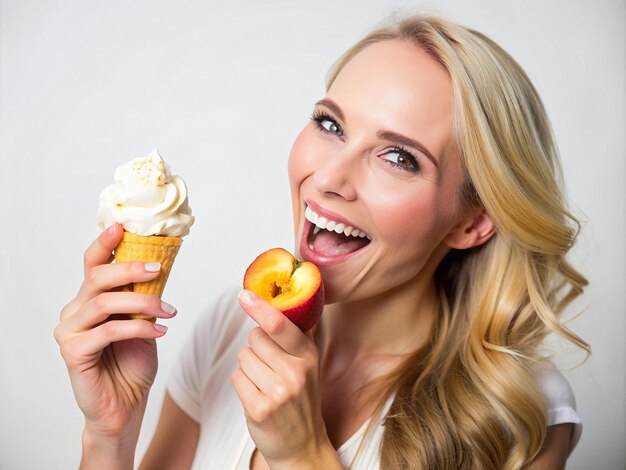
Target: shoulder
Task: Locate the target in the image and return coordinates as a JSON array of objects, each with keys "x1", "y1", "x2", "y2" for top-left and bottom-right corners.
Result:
[
  {"x1": 167, "y1": 286, "x2": 251, "y2": 410},
  {"x1": 193, "y1": 285, "x2": 244, "y2": 329},
  {"x1": 189, "y1": 286, "x2": 250, "y2": 348},
  {"x1": 535, "y1": 361, "x2": 582, "y2": 454},
  {"x1": 535, "y1": 361, "x2": 579, "y2": 424}
]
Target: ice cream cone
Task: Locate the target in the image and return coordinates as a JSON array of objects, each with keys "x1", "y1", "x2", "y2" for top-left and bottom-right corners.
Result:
[{"x1": 114, "y1": 231, "x2": 182, "y2": 321}]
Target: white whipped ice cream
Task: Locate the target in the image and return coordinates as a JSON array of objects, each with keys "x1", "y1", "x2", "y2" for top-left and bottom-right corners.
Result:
[{"x1": 97, "y1": 149, "x2": 194, "y2": 237}]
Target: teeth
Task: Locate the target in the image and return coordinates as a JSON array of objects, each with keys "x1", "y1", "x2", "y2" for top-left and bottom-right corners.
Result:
[
  {"x1": 304, "y1": 206, "x2": 317, "y2": 223},
  {"x1": 305, "y1": 205, "x2": 370, "y2": 239}
]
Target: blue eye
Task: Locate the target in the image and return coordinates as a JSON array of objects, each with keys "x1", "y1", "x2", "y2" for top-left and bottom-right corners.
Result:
[
  {"x1": 311, "y1": 112, "x2": 344, "y2": 137},
  {"x1": 381, "y1": 147, "x2": 421, "y2": 173}
]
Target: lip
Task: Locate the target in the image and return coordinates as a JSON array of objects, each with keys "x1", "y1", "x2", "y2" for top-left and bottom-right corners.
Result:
[
  {"x1": 299, "y1": 200, "x2": 370, "y2": 266},
  {"x1": 305, "y1": 199, "x2": 367, "y2": 235}
]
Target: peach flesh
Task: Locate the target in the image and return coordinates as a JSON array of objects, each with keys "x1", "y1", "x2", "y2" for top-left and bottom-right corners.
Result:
[{"x1": 244, "y1": 248, "x2": 324, "y2": 332}]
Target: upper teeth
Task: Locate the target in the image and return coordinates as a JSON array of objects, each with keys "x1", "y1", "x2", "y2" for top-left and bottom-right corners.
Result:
[{"x1": 305, "y1": 206, "x2": 371, "y2": 239}]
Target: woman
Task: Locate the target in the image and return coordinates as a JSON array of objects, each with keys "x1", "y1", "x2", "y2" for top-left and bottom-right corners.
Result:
[{"x1": 55, "y1": 15, "x2": 588, "y2": 469}]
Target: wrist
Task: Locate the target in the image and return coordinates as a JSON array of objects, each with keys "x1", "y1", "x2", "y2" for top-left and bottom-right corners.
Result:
[
  {"x1": 80, "y1": 426, "x2": 137, "y2": 470},
  {"x1": 269, "y1": 439, "x2": 344, "y2": 470},
  {"x1": 79, "y1": 398, "x2": 148, "y2": 470}
]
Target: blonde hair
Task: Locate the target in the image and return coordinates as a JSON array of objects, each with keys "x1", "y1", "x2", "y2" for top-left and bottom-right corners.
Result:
[{"x1": 327, "y1": 15, "x2": 589, "y2": 469}]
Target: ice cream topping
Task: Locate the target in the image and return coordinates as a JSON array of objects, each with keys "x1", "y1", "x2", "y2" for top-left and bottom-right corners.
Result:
[{"x1": 97, "y1": 149, "x2": 194, "y2": 237}]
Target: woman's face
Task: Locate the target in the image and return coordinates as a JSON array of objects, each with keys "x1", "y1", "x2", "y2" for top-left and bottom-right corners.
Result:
[{"x1": 288, "y1": 39, "x2": 470, "y2": 304}]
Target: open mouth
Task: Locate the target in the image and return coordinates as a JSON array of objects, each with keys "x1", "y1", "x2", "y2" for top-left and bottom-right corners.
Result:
[{"x1": 302, "y1": 204, "x2": 371, "y2": 263}]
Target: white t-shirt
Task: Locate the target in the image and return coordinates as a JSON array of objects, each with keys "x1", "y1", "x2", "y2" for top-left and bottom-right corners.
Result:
[{"x1": 167, "y1": 287, "x2": 582, "y2": 469}]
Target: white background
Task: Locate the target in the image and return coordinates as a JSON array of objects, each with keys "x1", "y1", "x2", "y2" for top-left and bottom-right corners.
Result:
[{"x1": 1, "y1": 1, "x2": 624, "y2": 468}]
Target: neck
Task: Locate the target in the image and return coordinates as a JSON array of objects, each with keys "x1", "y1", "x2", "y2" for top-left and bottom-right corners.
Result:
[{"x1": 314, "y1": 273, "x2": 439, "y2": 374}]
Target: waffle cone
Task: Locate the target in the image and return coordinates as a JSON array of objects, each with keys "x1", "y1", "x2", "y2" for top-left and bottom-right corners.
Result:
[{"x1": 114, "y1": 231, "x2": 182, "y2": 321}]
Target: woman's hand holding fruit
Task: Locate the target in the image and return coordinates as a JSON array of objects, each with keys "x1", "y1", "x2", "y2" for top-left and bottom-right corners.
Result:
[{"x1": 233, "y1": 290, "x2": 343, "y2": 469}]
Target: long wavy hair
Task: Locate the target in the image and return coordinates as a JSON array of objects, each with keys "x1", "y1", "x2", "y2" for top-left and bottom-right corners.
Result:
[{"x1": 326, "y1": 15, "x2": 589, "y2": 469}]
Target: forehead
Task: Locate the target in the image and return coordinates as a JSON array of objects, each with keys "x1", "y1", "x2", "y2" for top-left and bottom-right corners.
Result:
[
  {"x1": 328, "y1": 39, "x2": 455, "y2": 163},
  {"x1": 330, "y1": 39, "x2": 452, "y2": 114}
]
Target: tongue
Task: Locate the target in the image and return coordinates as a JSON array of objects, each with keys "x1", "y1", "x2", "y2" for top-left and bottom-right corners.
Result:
[{"x1": 312, "y1": 230, "x2": 369, "y2": 257}]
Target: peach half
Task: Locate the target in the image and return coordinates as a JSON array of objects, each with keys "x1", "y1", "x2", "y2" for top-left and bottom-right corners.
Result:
[{"x1": 243, "y1": 248, "x2": 324, "y2": 332}]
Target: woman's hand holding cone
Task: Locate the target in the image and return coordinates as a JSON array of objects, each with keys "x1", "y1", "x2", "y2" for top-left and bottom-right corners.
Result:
[{"x1": 54, "y1": 223, "x2": 177, "y2": 466}]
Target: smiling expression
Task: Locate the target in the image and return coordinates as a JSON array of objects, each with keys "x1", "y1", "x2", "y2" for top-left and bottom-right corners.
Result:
[{"x1": 288, "y1": 40, "x2": 471, "y2": 304}]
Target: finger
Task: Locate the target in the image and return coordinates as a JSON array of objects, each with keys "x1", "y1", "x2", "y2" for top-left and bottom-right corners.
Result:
[
  {"x1": 238, "y1": 290, "x2": 310, "y2": 358},
  {"x1": 247, "y1": 327, "x2": 291, "y2": 374},
  {"x1": 237, "y1": 346, "x2": 281, "y2": 397},
  {"x1": 83, "y1": 223, "x2": 124, "y2": 277},
  {"x1": 61, "y1": 226, "x2": 124, "y2": 322},
  {"x1": 75, "y1": 261, "x2": 162, "y2": 305},
  {"x1": 231, "y1": 368, "x2": 270, "y2": 422},
  {"x1": 59, "y1": 320, "x2": 167, "y2": 368},
  {"x1": 60, "y1": 292, "x2": 176, "y2": 337}
]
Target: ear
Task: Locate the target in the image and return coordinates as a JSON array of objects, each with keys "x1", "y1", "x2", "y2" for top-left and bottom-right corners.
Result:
[{"x1": 445, "y1": 209, "x2": 496, "y2": 250}]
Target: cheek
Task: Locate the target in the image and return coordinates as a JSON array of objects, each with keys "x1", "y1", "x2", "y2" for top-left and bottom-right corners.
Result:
[
  {"x1": 289, "y1": 126, "x2": 329, "y2": 239},
  {"x1": 374, "y1": 195, "x2": 438, "y2": 246},
  {"x1": 361, "y1": 195, "x2": 444, "y2": 292},
  {"x1": 367, "y1": 164, "x2": 463, "y2": 250},
  {"x1": 366, "y1": 182, "x2": 456, "y2": 272},
  {"x1": 288, "y1": 127, "x2": 317, "y2": 190}
]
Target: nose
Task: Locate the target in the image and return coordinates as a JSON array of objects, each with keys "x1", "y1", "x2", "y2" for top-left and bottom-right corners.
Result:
[{"x1": 312, "y1": 148, "x2": 358, "y2": 201}]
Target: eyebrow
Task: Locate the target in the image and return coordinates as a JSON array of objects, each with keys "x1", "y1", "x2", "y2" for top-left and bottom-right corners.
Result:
[
  {"x1": 315, "y1": 98, "x2": 439, "y2": 169},
  {"x1": 316, "y1": 99, "x2": 345, "y2": 122}
]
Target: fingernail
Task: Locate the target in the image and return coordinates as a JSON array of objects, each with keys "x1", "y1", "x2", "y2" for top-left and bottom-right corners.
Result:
[
  {"x1": 106, "y1": 224, "x2": 116, "y2": 235},
  {"x1": 239, "y1": 290, "x2": 253, "y2": 306},
  {"x1": 161, "y1": 301, "x2": 176, "y2": 315},
  {"x1": 154, "y1": 324, "x2": 168, "y2": 333},
  {"x1": 145, "y1": 262, "x2": 161, "y2": 272}
]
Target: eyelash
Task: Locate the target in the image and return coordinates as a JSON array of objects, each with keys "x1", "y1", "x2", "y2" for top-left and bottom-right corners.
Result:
[
  {"x1": 383, "y1": 145, "x2": 421, "y2": 174},
  {"x1": 311, "y1": 111, "x2": 343, "y2": 137},
  {"x1": 310, "y1": 110, "x2": 421, "y2": 174}
]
